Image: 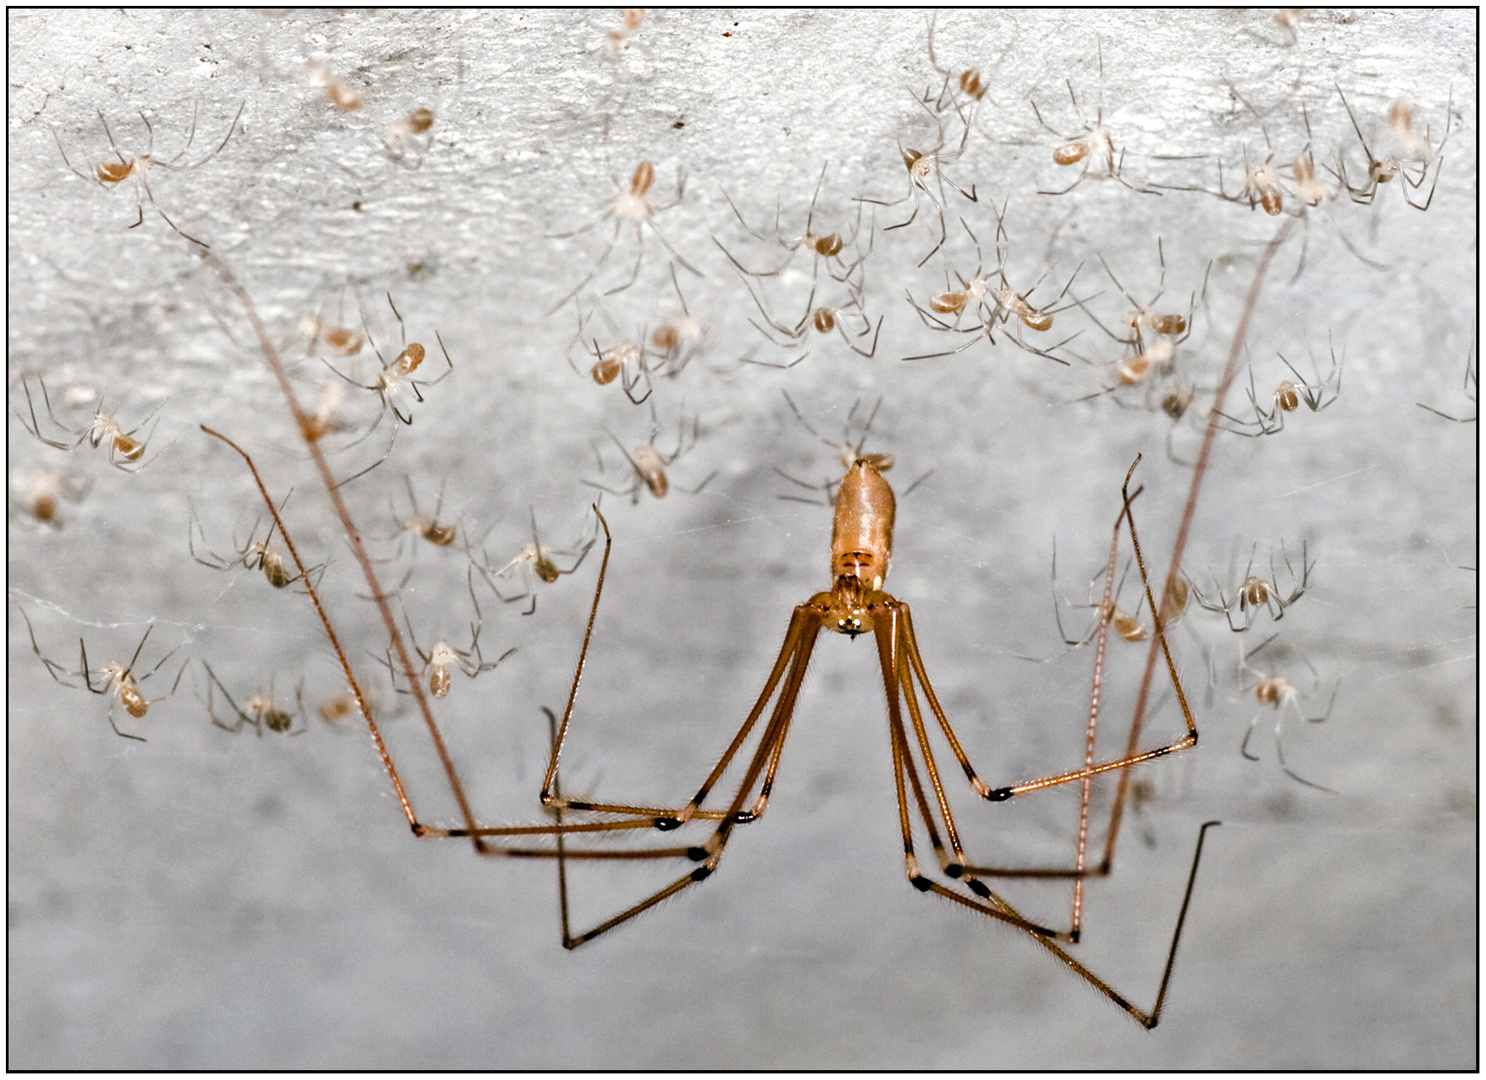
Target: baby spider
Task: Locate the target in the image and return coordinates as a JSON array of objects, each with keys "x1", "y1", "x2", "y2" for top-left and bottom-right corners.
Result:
[
  {"x1": 588, "y1": 407, "x2": 716, "y2": 503},
  {"x1": 903, "y1": 214, "x2": 1080, "y2": 364},
  {"x1": 384, "y1": 474, "x2": 458, "y2": 558},
  {"x1": 13, "y1": 469, "x2": 91, "y2": 529},
  {"x1": 74, "y1": 395, "x2": 168, "y2": 473},
  {"x1": 383, "y1": 572, "x2": 516, "y2": 700},
  {"x1": 605, "y1": 8, "x2": 645, "y2": 55},
  {"x1": 1221, "y1": 344, "x2": 1342, "y2": 436},
  {"x1": 920, "y1": 11, "x2": 1003, "y2": 118},
  {"x1": 200, "y1": 661, "x2": 305, "y2": 737},
  {"x1": 1334, "y1": 84, "x2": 1452, "y2": 211},
  {"x1": 1079, "y1": 241, "x2": 1208, "y2": 354},
  {"x1": 384, "y1": 106, "x2": 435, "y2": 165},
  {"x1": 301, "y1": 314, "x2": 365, "y2": 357},
  {"x1": 568, "y1": 305, "x2": 655, "y2": 405},
  {"x1": 1235, "y1": 635, "x2": 1337, "y2": 792},
  {"x1": 648, "y1": 264, "x2": 706, "y2": 377},
  {"x1": 308, "y1": 63, "x2": 364, "y2": 111},
  {"x1": 856, "y1": 95, "x2": 977, "y2": 267},
  {"x1": 735, "y1": 266, "x2": 883, "y2": 369},
  {"x1": 189, "y1": 501, "x2": 322, "y2": 591},
  {"x1": 297, "y1": 382, "x2": 355, "y2": 444},
  {"x1": 471, "y1": 506, "x2": 599, "y2": 616},
  {"x1": 719, "y1": 160, "x2": 869, "y2": 288},
  {"x1": 1028, "y1": 42, "x2": 1157, "y2": 197},
  {"x1": 20, "y1": 606, "x2": 185, "y2": 742},
  {"x1": 1192, "y1": 539, "x2": 1314, "y2": 632},
  {"x1": 322, "y1": 293, "x2": 453, "y2": 425},
  {"x1": 52, "y1": 101, "x2": 243, "y2": 248},
  {"x1": 547, "y1": 160, "x2": 701, "y2": 313},
  {"x1": 1036, "y1": 532, "x2": 1155, "y2": 663}
]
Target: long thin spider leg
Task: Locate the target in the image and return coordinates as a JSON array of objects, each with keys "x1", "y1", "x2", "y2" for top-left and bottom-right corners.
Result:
[
  {"x1": 538, "y1": 607, "x2": 821, "y2": 948},
  {"x1": 876, "y1": 612, "x2": 1065, "y2": 937},
  {"x1": 986, "y1": 459, "x2": 1199, "y2": 801}
]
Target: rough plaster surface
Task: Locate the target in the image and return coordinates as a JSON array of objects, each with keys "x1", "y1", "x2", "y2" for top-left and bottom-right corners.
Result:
[{"x1": 7, "y1": 9, "x2": 1477, "y2": 1069}]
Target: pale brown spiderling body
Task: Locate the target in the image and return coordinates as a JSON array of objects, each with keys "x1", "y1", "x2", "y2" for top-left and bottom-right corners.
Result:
[
  {"x1": 385, "y1": 571, "x2": 515, "y2": 699},
  {"x1": 303, "y1": 315, "x2": 366, "y2": 357},
  {"x1": 20, "y1": 608, "x2": 184, "y2": 742},
  {"x1": 322, "y1": 294, "x2": 453, "y2": 425},
  {"x1": 472, "y1": 507, "x2": 599, "y2": 615},
  {"x1": 1235, "y1": 636, "x2": 1337, "y2": 792},
  {"x1": 309, "y1": 63, "x2": 364, "y2": 111},
  {"x1": 548, "y1": 159, "x2": 699, "y2": 313},
  {"x1": 52, "y1": 101, "x2": 242, "y2": 247},
  {"x1": 202, "y1": 662, "x2": 304, "y2": 736},
  {"x1": 904, "y1": 213, "x2": 1079, "y2": 364},
  {"x1": 1192, "y1": 540, "x2": 1314, "y2": 632}
]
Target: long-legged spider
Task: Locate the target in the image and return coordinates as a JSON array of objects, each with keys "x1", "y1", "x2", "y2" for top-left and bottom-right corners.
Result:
[
  {"x1": 1077, "y1": 240, "x2": 1209, "y2": 355},
  {"x1": 855, "y1": 96, "x2": 978, "y2": 267},
  {"x1": 1334, "y1": 84, "x2": 1452, "y2": 212},
  {"x1": 1191, "y1": 539, "x2": 1314, "y2": 632},
  {"x1": 903, "y1": 213, "x2": 1082, "y2": 365},
  {"x1": 200, "y1": 661, "x2": 306, "y2": 736},
  {"x1": 52, "y1": 101, "x2": 244, "y2": 248},
  {"x1": 189, "y1": 500, "x2": 323, "y2": 591},
  {"x1": 20, "y1": 607, "x2": 185, "y2": 742},
  {"x1": 19, "y1": 372, "x2": 170, "y2": 472},
  {"x1": 379, "y1": 571, "x2": 516, "y2": 700},
  {"x1": 1235, "y1": 634, "x2": 1337, "y2": 792},
  {"x1": 470, "y1": 505, "x2": 599, "y2": 616},
  {"x1": 719, "y1": 161, "x2": 869, "y2": 288},
  {"x1": 322, "y1": 293, "x2": 453, "y2": 426},
  {"x1": 586, "y1": 408, "x2": 717, "y2": 503},
  {"x1": 919, "y1": 11, "x2": 1011, "y2": 120},
  {"x1": 647, "y1": 263, "x2": 707, "y2": 377},
  {"x1": 731, "y1": 257, "x2": 883, "y2": 369},
  {"x1": 567, "y1": 304, "x2": 656, "y2": 405},
  {"x1": 1028, "y1": 41, "x2": 1164, "y2": 197},
  {"x1": 547, "y1": 159, "x2": 701, "y2": 313},
  {"x1": 382, "y1": 474, "x2": 459, "y2": 558},
  {"x1": 403, "y1": 455, "x2": 1215, "y2": 1030},
  {"x1": 1219, "y1": 343, "x2": 1341, "y2": 437}
]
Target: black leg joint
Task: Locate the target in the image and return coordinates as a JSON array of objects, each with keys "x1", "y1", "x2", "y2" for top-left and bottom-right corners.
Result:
[
  {"x1": 686, "y1": 846, "x2": 708, "y2": 862},
  {"x1": 910, "y1": 875, "x2": 933, "y2": 893},
  {"x1": 987, "y1": 786, "x2": 1014, "y2": 802},
  {"x1": 689, "y1": 865, "x2": 713, "y2": 883},
  {"x1": 653, "y1": 816, "x2": 681, "y2": 831},
  {"x1": 968, "y1": 879, "x2": 991, "y2": 899},
  {"x1": 945, "y1": 863, "x2": 964, "y2": 879}
]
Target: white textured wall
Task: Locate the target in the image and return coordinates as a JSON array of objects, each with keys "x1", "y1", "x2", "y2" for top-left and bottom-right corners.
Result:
[{"x1": 8, "y1": 9, "x2": 1476, "y2": 1068}]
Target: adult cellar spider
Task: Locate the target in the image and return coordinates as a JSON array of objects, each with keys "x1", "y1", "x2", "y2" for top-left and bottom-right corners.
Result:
[
  {"x1": 52, "y1": 101, "x2": 244, "y2": 248},
  {"x1": 19, "y1": 607, "x2": 186, "y2": 742},
  {"x1": 397, "y1": 456, "x2": 1215, "y2": 1029}
]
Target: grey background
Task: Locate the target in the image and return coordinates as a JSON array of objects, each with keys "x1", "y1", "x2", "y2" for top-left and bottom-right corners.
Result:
[{"x1": 7, "y1": 9, "x2": 1477, "y2": 1069}]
